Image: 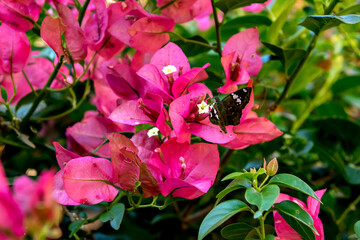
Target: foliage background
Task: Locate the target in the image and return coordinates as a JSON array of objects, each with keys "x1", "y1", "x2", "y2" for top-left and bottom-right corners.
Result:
[{"x1": 1, "y1": 0, "x2": 360, "y2": 239}]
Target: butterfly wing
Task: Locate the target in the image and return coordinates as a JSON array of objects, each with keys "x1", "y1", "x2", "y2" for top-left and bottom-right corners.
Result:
[{"x1": 219, "y1": 87, "x2": 252, "y2": 126}]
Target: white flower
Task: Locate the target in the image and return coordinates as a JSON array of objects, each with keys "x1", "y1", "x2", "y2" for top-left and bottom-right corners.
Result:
[
  {"x1": 162, "y1": 65, "x2": 177, "y2": 75},
  {"x1": 197, "y1": 101, "x2": 210, "y2": 114},
  {"x1": 147, "y1": 127, "x2": 159, "y2": 138}
]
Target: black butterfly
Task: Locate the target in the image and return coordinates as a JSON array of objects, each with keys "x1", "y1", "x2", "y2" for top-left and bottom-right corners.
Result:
[{"x1": 209, "y1": 87, "x2": 252, "y2": 133}]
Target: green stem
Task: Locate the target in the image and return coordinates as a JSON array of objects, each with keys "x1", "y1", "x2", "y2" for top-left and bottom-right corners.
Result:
[
  {"x1": 290, "y1": 55, "x2": 343, "y2": 133},
  {"x1": 33, "y1": 79, "x2": 91, "y2": 121},
  {"x1": 338, "y1": 25, "x2": 360, "y2": 58},
  {"x1": 87, "y1": 191, "x2": 126, "y2": 224},
  {"x1": 210, "y1": 0, "x2": 222, "y2": 57},
  {"x1": 0, "y1": 137, "x2": 31, "y2": 149},
  {"x1": 269, "y1": 0, "x2": 340, "y2": 112},
  {"x1": 168, "y1": 32, "x2": 216, "y2": 50},
  {"x1": 22, "y1": 70, "x2": 37, "y2": 95},
  {"x1": 92, "y1": 137, "x2": 109, "y2": 155},
  {"x1": 78, "y1": 0, "x2": 91, "y2": 26},
  {"x1": 324, "y1": 0, "x2": 340, "y2": 14},
  {"x1": 259, "y1": 216, "x2": 266, "y2": 239},
  {"x1": 336, "y1": 194, "x2": 360, "y2": 225},
  {"x1": 270, "y1": 34, "x2": 319, "y2": 111},
  {"x1": 258, "y1": 175, "x2": 269, "y2": 190},
  {"x1": 20, "y1": 56, "x2": 64, "y2": 129}
]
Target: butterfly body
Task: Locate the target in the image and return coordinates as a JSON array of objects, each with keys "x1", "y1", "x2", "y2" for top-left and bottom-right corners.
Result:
[{"x1": 209, "y1": 87, "x2": 252, "y2": 133}]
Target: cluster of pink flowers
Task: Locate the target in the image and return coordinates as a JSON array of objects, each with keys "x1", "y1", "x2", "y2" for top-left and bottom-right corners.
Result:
[
  {"x1": 0, "y1": 161, "x2": 61, "y2": 239},
  {"x1": 0, "y1": 0, "x2": 282, "y2": 203}
]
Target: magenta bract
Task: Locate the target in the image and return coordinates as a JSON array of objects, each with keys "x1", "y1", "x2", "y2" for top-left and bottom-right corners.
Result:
[{"x1": 147, "y1": 139, "x2": 219, "y2": 199}]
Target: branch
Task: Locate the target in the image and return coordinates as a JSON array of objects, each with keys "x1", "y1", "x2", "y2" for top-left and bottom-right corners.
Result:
[
  {"x1": 20, "y1": 56, "x2": 64, "y2": 129},
  {"x1": 210, "y1": 0, "x2": 222, "y2": 57}
]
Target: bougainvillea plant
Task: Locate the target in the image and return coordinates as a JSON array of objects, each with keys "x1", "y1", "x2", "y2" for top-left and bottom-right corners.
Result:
[{"x1": 1, "y1": 0, "x2": 360, "y2": 239}]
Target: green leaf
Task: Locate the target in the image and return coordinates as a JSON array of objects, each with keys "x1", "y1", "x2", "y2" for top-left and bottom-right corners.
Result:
[
  {"x1": 69, "y1": 219, "x2": 86, "y2": 238},
  {"x1": 198, "y1": 200, "x2": 250, "y2": 240},
  {"x1": 355, "y1": 220, "x2": 360, "y2": 238},
  {"x1": 245, "y1": 185, "x2": 280, "y2": 219},
  {"x1": 266, "y1": 0, "x2": 296, "y2": 44},
  {"x1": 221, "y1": 15, "x2": 272, "y2": 40},
  {"x1": 263, "y1": 42, "x2": 306, "y2": 76},
  {"x1": 215, "y1": 0, "x2": 267, "y2": 14},
  {"x1": 274, "y1": 201, "x2": 317, "y2": 240},
  {"x1": 299, "y1": 14, "x2": 360, "y2": 34},
  {"x1": 174, "y1": 35, "x2": 211, "y2": 57},
  {"x1": 315, "y1": 101, "x2": 348, "y2": 119},
  {"x1": 345, "y1": 164, "x2": 360, "y2": 185},
  {"x1": 268, "y1": 174, "x2": 320, "y2": 202},
  {"x1": 1, "y1": 86, "x2": 8, "y2": 102},
  {"x1": 222, "y1": 172, "x2": 254, "y2": 182},
  {"x1": 216, "y1": 178, "x2": 251, "y2": 205},
  {"x1": 221, "y1": 223, "x2": 254, "y2": 240},
  {"x1": 331, "y1": 76, "x2": 360, "y2": 95},
  {"x1": 99, "y1": 203, "x2": 125, "y2": 230}
]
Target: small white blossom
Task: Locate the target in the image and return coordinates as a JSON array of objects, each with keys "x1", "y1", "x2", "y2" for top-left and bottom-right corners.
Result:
[
  {"x1": 197, "y1": 101, "x2": 210, "y2": 114},
  {"x1": 147, "y1": 127, "x2": 159, "y2": 138},
  {"x1": 162, "y1": 65, "x2": 177, "y2": 75}
]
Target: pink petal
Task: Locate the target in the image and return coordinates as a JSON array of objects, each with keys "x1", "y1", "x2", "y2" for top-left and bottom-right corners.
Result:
[
  {"x1": 0, "y1": 24, "x2": 30, "y2": 74},
  {"x1": 66, "y1": 111, "x2": 123, "y2": 157},
  {"x1": 158, "y1": 0, "x2": 211, "y2": 23},
  {"x1": 131, "y1": 130, "x2": 161, "y2": 161},
  {"x1": 62, "y1": 157, "x2": 118, "y2": 204},
  {"x1": 0, "y1": 160, "x2": 9, "y2": 193},
  {"x1": 13, "y1": 175, "x2": 36, "y2": 212},
  {"x1": 104, "y1": 63, "x2": 142, "y2": 100},
  {"x1": 307, "y1": 189, "x2": 326, "y2": 217},
  {"x1": 84, "y1": 0, "x2": 108, "y2": 50},
  {"x1": 107, "y1": 133, "x2": 140, "y2": 192},
  {"x1": 0, "y1": 1, "x2": 40, "y2": 31},
  {"x1": 150, "y1": 42, "x2": 190, "y2": 81},
  {"x1": 53, "y1": 169, "x2": 80, "y2": 205},
  {"x1": 172, "y1": 64, "x2": 210, "y2": 98},
  {"x1": 93, "y1": 77, "x2": 120, "y2": 117},
  {"x1": 0, "y1": 192, "x2": 25, "y2": 238},
  {"x1": 53, "y1": 142, "x2": 81, "y2": 169},
  {"x1": 223, "y1": 28, "x2": 262, "y2": 76},
  {"x1": 131, "y1": 51, "x2": 153, "y2": 71},
  {"x1": 223, "y1": 117, "x2": 283, "y2": 149},
  {"x1": 109, "y1": 100, "x2": 154, "y2": 126},
  {"x1": 128, "y1": 15, "x2": 174, "y2": 52}
]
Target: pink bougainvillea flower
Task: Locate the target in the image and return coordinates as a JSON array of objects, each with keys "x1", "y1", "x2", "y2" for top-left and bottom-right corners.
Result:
[
  {"x1": 147, "y1": 138, "x2": 219, "y2": 199},
  {"x1": 62, "y1": 156, "x2": 118, "y2": 204},
  {"x1": 66, "y1": 111, "x2": 133, "y2": 158},
  {"x1": 242, "y1": 0, "x2": 273, "y2": 12},
  {"x1": 107, "y1": 132, "x2": 160, "y2": 197},
  {"x1": 0, "y1": 160, "x2": 25, "y2": 239},
  {"x1": 169, "y1": 83, "x2": 214, "y2": 143},
  {"x1": 0, "y1": 24, "x2": 30, "y2": 74},
  {"x1": 13, "y1": 170, "x2": 63, "y2": 239},
  {"x1": 84, "y1": 0, "x2": 125, "y2": 59},
  {"x1": 157, "y1": 0, "x2": 212, "y2": 23},
  {"x1": 109, "y1": 93, "x2": 171, "y2": 137},
  {"x1": 273, "y1": 189, "x2": 326, "y2": 240},
  {"x1": 218, "y1": 28, "x2": 262, "y2": 94},
  {"x1": 108, "y1": 0, "x2": 175, "y2": 53},
  {"x1": 41, "y1": 2, "x2": 87, "y2": 62},
  {"x1": 136, "y1": 42, "x2": 209, "y2": 100},
  {"x1": 0, "y1": 0, "x2": 40, "y2": 31}
]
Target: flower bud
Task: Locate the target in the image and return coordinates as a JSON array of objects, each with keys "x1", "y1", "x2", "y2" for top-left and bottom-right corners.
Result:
[{"x1": 266, "y1": 158, "x2": 278, "y2": 176}]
